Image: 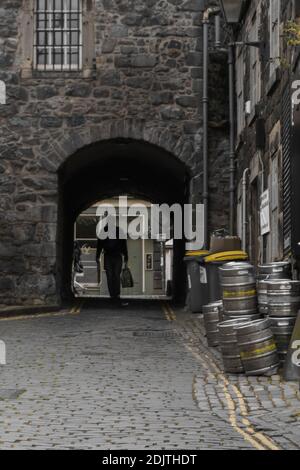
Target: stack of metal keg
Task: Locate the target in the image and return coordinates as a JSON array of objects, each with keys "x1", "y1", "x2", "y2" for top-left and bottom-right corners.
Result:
[
  {"x1": 217, "y1": 262, "x2": 280, "y2": 375},
  {"x1": 257, "y1": 262, "x2": 291, "y2": 316},
  {"x1": 200, "y1": 260, "x2": 298, "y2": 376},
  {"x1": 218, "y1": 317, "x2": 280, "y2": 376},
  {"x1": 266, "y1": 279, "x2": 300, "y2": 363},
  {"x1": 219, "y1": 262, "x2": 258, "y2": 320},
  {"x1": 256, "y1": 262, "x2": 298, "y2": 364}
]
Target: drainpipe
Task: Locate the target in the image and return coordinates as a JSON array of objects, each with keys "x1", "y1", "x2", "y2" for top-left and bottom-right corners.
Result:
[
  {"x1": 228, "y1": 43, "x2": 236, "y2": 236},
  {"x1": 214, "y1": 14, "x2": 221, "y2": 49},
  {"x1": 242, "y1": 168, "x2": 250, "y2": 252},
  {"x1": 202, "y1": 6, "x2": 221, "y2": 249},
  {"x1": 258, "y1": 151, "x2": 265, "y2": 263}
]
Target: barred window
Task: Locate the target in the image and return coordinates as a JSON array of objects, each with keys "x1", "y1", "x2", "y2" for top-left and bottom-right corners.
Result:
[{"x1": 34, "y1": 0, "x2": 82, "y2": 71}]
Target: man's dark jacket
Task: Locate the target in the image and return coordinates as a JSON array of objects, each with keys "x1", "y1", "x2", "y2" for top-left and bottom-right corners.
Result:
[{"x1": 96, "y1": 226, "x2": 128, "y2": 262}]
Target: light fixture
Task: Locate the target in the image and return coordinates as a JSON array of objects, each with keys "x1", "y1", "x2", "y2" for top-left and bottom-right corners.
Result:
[{"x1": 219, "y1": 0, "x2": 245, "y2": 24}]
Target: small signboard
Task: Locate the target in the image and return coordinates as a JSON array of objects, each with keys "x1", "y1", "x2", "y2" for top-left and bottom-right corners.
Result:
[
  {"x1": 283, "y1": 312, "x2": 300, "y2": 381},
  {"x1": 260, "y1": 189, "x2": 270, "y2": 236}
]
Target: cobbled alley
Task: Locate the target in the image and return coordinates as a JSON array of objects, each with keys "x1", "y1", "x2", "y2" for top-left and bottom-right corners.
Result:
[{"x1": 0, "y1": 301, "x2": 299, "y2": 450}]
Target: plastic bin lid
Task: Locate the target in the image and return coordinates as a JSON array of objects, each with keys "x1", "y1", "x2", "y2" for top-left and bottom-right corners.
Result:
[
  {"x1": 185, "y1": 250, "x2": 210, "y2": 256},
  {"x1": 204, "y1": 250, "x2": 248, "y2": 263}
]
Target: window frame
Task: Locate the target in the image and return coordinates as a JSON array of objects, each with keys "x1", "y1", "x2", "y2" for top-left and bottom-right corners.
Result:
[
  {"x1": 21, "y1": 0, "x2": 94, "y2": 79},
  {"x1": 33, "y1": 0, "x2": 83, "y2": 71}
]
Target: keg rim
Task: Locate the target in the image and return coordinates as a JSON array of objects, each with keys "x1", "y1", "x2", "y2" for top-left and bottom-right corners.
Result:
[
  {"x1": 203, "y1": 301, "x2": 223, "y2": 309},
  {"x1": 268, "y1": 302, "x2": 300, "y2": 306},
  {"x1": 269, "y1": 317, "x2": 297, "y2": 323},
  {"x1": 238, "y1": 333, "x2": 274, "y2": 347},
  {"x1": 221, "y1": 354, "x2": 242, "y2": 360},
  {"x1": 258, "y1": 262, "x2": 290, "y2": 269},
  {"x1": 223, "y1": 310, "x2": 258, "y2": 315},
  {"x1": 219, "y1": 262, "x2": 254, "y2": 273},
  {"x1": 223, "y1": 316, "x2": 262, "y2": 321},
  {"x1": 244, "y1": 364, "x2": 280, "y2": 376},
  {"x1": 218, "y1": 318, "x2": 252, "y2": 331},
  {"x1": 265, "y1": 279, "x2": 300, "y2": 287},
  {"x1": 235, "y1": 318, "x2": 271, "y2": 334},
  {"x1": 257, "y1": 280, "x2": 269, "y2": 286}
]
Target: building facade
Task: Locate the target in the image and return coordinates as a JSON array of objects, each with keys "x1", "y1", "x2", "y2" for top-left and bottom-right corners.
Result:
[
  {"x1": 0, "y1": 0, "x2": 229, "y2": 306},
  {"x1": 232, "y1": 0, "x2": 300, "y2": 270}
]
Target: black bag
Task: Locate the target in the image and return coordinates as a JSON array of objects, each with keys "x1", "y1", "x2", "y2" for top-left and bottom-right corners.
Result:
[
  {"x1": 96, "y1": 260, "x2": 101, "y2": 285},
  {"x1": 121, "y1": 266, "x2": 134, "y2": 288}
]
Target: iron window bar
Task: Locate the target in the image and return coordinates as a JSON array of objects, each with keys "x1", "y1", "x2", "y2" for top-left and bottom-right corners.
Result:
[{"x1": 34, "y1": 0, "x2": 82, "y2": 71}]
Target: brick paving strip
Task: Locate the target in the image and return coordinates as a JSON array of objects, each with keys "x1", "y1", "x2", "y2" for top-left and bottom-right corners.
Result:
[
  {"x1": 164, "y1": 302, "x2": 300, "y2": 451},
  {"x1": 0, "y1": 299, "x2": 299, "y2": 450}
]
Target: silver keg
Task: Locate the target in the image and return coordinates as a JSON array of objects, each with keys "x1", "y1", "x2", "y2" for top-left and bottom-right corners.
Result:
[
  {"x1": 202, "y1": 301, "x2": 223, "y2": 347},
  {"x1": 257, "y1": 262, "x2": 291, "y2": 281},
  {"x1": 218, "y1": 318, "x2": 251, "y2": 374},
  {"x1": 266, "y1": 280, "x2": 300, "y2": 317},
  {"x1": 236, "y1": 318, "x2": 279, "y2": 376},
  {"x1": 257, "y1": 280, "x2": 269, "y2": 316},
  {"x1": 269, "y1": 317, "x2": 296, "y2": 363},
  {"x1": 223, "y1": 313, "x2": 261, "y2": 321},
  {"x1": 219, "y1": 262, "x2": 257, "y2": 317}
]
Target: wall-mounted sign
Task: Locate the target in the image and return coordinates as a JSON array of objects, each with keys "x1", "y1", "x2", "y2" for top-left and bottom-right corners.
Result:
[
  {"x1": 260, "y1": 189, "x2": 270, "y2": 235},
  {"x1": 0, "y1": 81, "x2": 6, "y2": 105},
  {"x1": 283, "y1": 312, "x2": 300, "y2": 381}
]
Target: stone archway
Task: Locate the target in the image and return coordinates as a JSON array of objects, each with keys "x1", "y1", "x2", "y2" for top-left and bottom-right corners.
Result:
[
  {"x1": 37, "y1": 119, "x2": 197, "y2": 175},
  {"x1": 1, "y1": 120, "x2": 197, "y2": 307}
]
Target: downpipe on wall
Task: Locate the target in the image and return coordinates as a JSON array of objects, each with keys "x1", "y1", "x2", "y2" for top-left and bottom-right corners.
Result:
[
  {"x1": 242, "y1": 168, "x2": 250, "y2": 252},
  {"x1": 202, "y1": 6, "x2": 221, "y2": 249},
  {"x1": 258, "y1": 150, "x2": 265, "y2": 263},
  {"x1": 228, "y1": 43, "x2": 236, "y2": 236}
]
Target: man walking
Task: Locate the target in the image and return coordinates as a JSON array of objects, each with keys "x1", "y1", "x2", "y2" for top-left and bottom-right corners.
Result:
[{"x1": 96, "y1": 218, "x2": 129, "y2": 306}]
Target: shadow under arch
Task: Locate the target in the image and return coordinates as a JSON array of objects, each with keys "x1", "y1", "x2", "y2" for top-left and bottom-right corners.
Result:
[{"x1": 57, "y1": 138, "x2": 191, "y2": 304}]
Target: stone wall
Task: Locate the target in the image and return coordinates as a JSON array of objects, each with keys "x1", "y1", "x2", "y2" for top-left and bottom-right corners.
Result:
[{"x1": 0, "y1": 0, "x2": 229, "y2": 306}]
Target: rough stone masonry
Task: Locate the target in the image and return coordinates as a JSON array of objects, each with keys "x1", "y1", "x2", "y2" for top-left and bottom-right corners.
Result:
[{"x1": 0, "y1": 0, "x2": 229, "y2": 306}]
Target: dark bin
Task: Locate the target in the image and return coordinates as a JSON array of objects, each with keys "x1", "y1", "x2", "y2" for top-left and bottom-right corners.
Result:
[
  {"x1": 184, "y1": 251, "x2": 210, "y2": 313},
  {"x1": 204, "y1": 251, "x2": 248, "y2": 304}
]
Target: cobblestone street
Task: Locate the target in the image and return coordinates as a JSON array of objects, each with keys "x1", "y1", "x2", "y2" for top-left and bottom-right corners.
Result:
[{"x1": 0, "y1": 300, "x2": 299, "y2": 450}]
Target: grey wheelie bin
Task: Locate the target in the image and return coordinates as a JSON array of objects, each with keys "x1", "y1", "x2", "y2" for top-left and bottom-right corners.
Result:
[{"x1": 184, "y1": 250, "x2": 210, "y2": 313}]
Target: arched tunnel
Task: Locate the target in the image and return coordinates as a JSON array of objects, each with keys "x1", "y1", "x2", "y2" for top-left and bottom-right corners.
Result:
[{"x1": 57, "y1": 138, "x2": 191, "y2": 304}]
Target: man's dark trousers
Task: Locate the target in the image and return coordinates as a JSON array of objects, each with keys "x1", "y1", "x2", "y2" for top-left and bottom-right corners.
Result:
[{"x1": 104, "y1": 253, "x2": 123, "y2": 300}]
